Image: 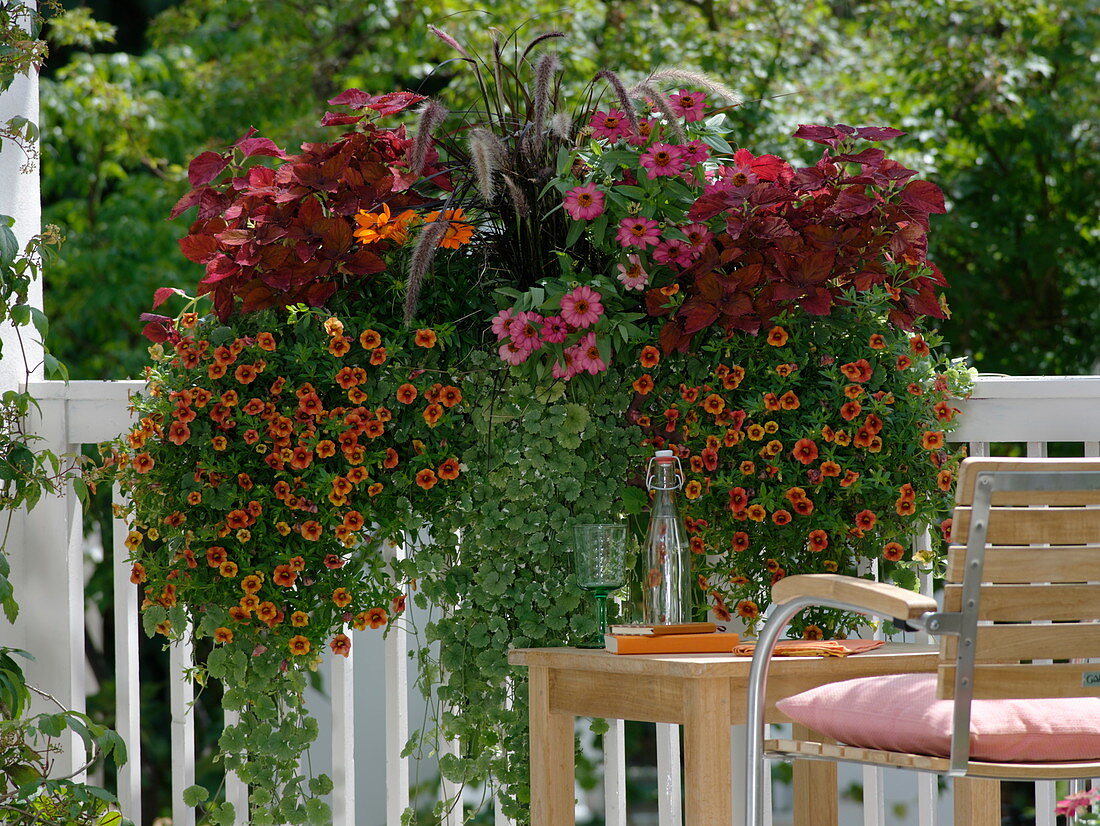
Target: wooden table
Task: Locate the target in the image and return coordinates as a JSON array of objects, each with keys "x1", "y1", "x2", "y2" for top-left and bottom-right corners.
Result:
[{"x1": 509, "y1": 643, "x2": 943, "y2": 826}]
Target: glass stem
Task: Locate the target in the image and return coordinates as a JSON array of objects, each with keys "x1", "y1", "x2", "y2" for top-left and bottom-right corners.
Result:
[{"x1": 594, "y1": 591, "x2": 609, "y2": 639}]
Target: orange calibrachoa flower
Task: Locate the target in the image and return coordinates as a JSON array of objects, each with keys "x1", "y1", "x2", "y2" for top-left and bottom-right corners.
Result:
[
  {"x1": 214, "y1": 627, "x2": 233, "y2": 644},
  {"x1": 329, "y1": 634, "x2": 352, "y2": 657},
  {"x1": 396, "y1": 383, "x2": 418, "y2": 404},
  {"x1": 359, "y1": 329, "x2": 382, "y2": 349},
  {"x1": 332, "y1": 588, "x2": 353, "y2": 608},
  {"x1": 632, "y1": 374, "x2": 655, "y2": 394},
  {"x1": 921, "y1": 430, "x2": 946, "y2": 450},
  {"x1": 365, "y1": 607, "x2": 388, "y2": 629},
  {"x1": 766, "y1": 326, "x2": 789, "y2": 346},
  {"x1": 416, "y1": 469, "x2": 438, "y2": 490},
  {"x1": 640, "y1": 346, "x2": 661, "y2": 368},
  {"x1": 414, "y1": 328, "x2": 437, "y2": 348},
  {"x1": 737, "y1": 600, "x2": 760, "y2": 619},
  {"x1": 438, "y1": 458, "x2": 461, "y2": 480},
  {"x1": 883, "y1": 542, "x2": 906, "y2": 561},
  {"x1": 288, "y1": 635, "x2": 311, "y2": 656},
  {"x1": 808, "y1": 530, "x2": 829, "y2": 552}
]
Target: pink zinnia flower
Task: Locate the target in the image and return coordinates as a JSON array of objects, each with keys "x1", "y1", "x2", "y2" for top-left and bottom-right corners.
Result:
[
  {"x1": 563, "y1": 183, "x2": 606, "y2": 220},
  {"x1": 540, "y1": 315, "x2": 569, "y2": 343},
  {"x1": 669, "y1": 89, "x2": 707, "y2": 122},
  {"x1": 639, "y1": 143, "x2": 685, "y2": 179},
  {"x1": 616, "y1": 255, "x2": 649, "y2": 290},
  {"x1": 682, "y1": 223, "x2": 713, "y2": 250},
  {"x1": 573, "y1": 332, "x2": 608, "y2": 375},
  {"x1": 508, "y1": 311, "x2": 544, "y2": 352},
  {"x1": 652, "y1": 238, "x2": 694, "y2": 269},
  {"x1": 498, "y1": 339, "x2": 530, "y2": 366},
  {"x1": 628, "y1": 118, "x2": 658, "y2": 147},
  {"x1": 551, "y1": 350, "x2": 579, "y2": 380},
  {"x1": 491, "y1": 308, "x2": 515, "y2": 341},
  {"x1": 589, "y1": 109, "x2": 631, "y2": 142},
  {"x1": 559, "y1": 286, "x2": 604, "y2": 329},
  {"x1": 615, "y1": 216, "x2": 661, "y2": 249},
  {"x1": 681, "y1": 139, "x2": 711, "y2": 166}
]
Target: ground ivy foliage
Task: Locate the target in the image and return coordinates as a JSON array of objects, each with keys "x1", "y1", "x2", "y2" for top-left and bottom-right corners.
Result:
[{"x1": 400, "y1": 352, "x2": 646, "y2": 821}]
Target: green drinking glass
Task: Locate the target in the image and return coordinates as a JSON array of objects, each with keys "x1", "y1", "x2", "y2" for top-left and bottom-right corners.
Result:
[{"x1": 573, "y1": 523, "x2": 628, "y2": 648}]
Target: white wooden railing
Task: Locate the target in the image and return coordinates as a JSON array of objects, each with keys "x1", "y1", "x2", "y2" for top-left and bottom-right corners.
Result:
[{"x1": 11, "y1": 375, "x2": 1100, "y2": 825}]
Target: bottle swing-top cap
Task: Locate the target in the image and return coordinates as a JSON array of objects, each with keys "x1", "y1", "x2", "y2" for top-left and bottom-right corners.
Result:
[{"x1": 647, "y1": 449, "x2": 684, "y2": 490}]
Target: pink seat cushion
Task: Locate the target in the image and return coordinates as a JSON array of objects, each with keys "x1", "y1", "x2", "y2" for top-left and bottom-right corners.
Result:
[{"x1": 776, "y1": 672, "x2": 1100, "y2": 762}]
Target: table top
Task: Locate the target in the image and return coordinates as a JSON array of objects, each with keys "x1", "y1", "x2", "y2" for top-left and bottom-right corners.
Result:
[{"x1": 508, "y1": 641, "x2": 940, "y2": 680}]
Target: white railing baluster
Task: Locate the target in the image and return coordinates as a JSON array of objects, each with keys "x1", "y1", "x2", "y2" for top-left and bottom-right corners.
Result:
[
  {"x1": 223, "y1": 709, "x2": 249, "y2": 821},
  {"x1": 384, "y1": 538, "x2": 411, "y2": 826},
  {"x1": 1035, "y1": 780, "x2": 1056, "y2": 826},
  {"x1": 438, "y1": 726, "x2": 463, "y2": 826},
  {"x1": 656, "y1": 722, "x2": 682, "y2": 826},
  {"x1": 862, "y1": 765, "x2": 885, "y2": 826},
  {"x1": 111, "y1": 484, "x2": 141, "y2": 822},
  {"x1": 331, "y1": 644, "x2": 355, "y2": 826},
  {"x1": 1085, "y1": 442, "x2": 1100, "y2": 458},
  {"x1": 603, "y1": 719, "x2": 627, "y2": 826},
  {"x1": 917, "y1": 772, "x2": 937, "y2": 826},
  {"x1": 170, "y1": 632, "x2": 196, "y2": 826}
]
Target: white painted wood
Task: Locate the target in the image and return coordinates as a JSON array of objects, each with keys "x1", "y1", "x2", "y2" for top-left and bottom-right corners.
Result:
[
  {"x1": 656, "y1": 722, "x2": 683, "y2": 826},
  {"x1": 331, "y1": 644, "x2": 355, "y2": 826},
  {"x1": 917, "y1": 771, "x2": 936, "y2": 826},
  {"x1": 223, "y1": 709, "x2": 249, "y2": 822},
  {"x1": 384, "y1": 538, "x2": 411, "y2": 826},
  {"x1": 603, "y1": 719, "x2": 627, "y2": 826},
  {"x1": 1035, "y1": 780, "x2": 1056, "y2": 826},
  {"x1": 438, "y1": 728, "x2": 463, "y2": 826},
  {"x1": 169, "y1": 633, "x2": 196, "y2": 826},
  {"x1": 861, "y1": 765, "x2": 885, "y2": 826},
  {"x1": 111, "y1": 483, "x2": 141, "y2": 821},
  {"x1": 1085, "y1": 442, "x2": 1100, "y2": 458}
]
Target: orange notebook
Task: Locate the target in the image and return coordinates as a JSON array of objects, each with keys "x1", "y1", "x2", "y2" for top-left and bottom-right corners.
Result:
[{"x1": 604, "y1": 632, "x2": 740, "y2": 655}]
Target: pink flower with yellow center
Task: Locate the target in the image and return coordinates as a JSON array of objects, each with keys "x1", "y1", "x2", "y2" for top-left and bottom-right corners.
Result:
[
  {"x1": 539, "y1": 315, "x2": 569, "y2": 344},
  {"x1": 669, "y1": 89, "x2": 707, "y2": 122},
  {"x1": 615, "y1": 216, "x2": 661, "y2": 249},
  {"x1": 563, "y1": 183, "x2": 606, "y2": 220},
  {"x1": 616, "y1": 255, "x2": 648, "y2": 290},
  {"x1": 588, "y1": 109, "x2": 631, "y2": 142},
  {"x1": 639, "y1": 143, "x2": 685, "y2": 179},
  {"x1": 559, "y1": 286, "x2": 604, "y2": 329}
]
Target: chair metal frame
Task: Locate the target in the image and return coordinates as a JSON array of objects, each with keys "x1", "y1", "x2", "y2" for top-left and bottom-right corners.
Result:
[{"x1": 744, "y1": 466, "x2": 1100, "y2": 825}]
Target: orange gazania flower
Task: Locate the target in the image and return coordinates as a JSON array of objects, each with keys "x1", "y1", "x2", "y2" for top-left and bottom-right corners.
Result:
[
  {"x1": 330, "y1": 634, "x2": 351, "y2": 657},
  {"x1": 766, "y1": 326, "x2": 789, "y2": 346},
  {"x1": 639, "y1": 346, "x2": 660, "y2": 368},
  {"x1": 414, "y1": 328, "x2": 437, "y2": 348},
  {"x1": 288, "y1": 635, "x2": 311, "y2": 656},
  {"x1": 416, "y1": 469, "x2": 438, "y2": 490},
  {"x1": 424, "y1": 208, "x2": 474, "y2": 249}
]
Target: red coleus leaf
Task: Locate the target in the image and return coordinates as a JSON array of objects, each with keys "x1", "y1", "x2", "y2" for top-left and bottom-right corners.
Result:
[
  {"x1": 304, "y1": 281, "x2": 338, "y2": 306},
  {"x1": 178, "y1": 234, "x2": 218, "y2": 264},
  {"x1": 239, "y1": 283, "x2": 280, "y2": 314},
  {"x1": 855, "y1": 126, "x2": 906, "y2": 142},
  {"x1": 152, "y1": 287, "x2": 185, "y2": 310},
  {"x1": 644, "y1": 288, "x2": 675, "y2": 317},
  {"x1": 320, "y1": 111, "x2": 365, "y2": 127},
  {"x1": 188, "y1": 151, "x2": 231, "y2": 187},
  {"x1": 170, "y1": 187, "x2": 204, "y2": 220},
  {"x1": 236, "y1": 136, "x2": 285, "y2": 159},
  {"x1": 313, "y1": 216, "x2": 353, "y2": 256},
  {"x1": 835, "y1": 147, "x2": 885, "y2": 165},
  {"x1": 901, "y1": 180, "x2": 946, "y2": 215},
  {"x1": 141, "y1": 321, "x2": 169, "y2": 343},
  {"x1": 343, "y1": 248, "x2": 387, "y2": 277},
  {"x1": 659, "y1": 320, "x2": 694, "y2": 354},
  {"x1": 366, "y1": 91, "x2": 427, "y2": 115},
  {"x1": 797, "y1": 287, "x2": 835, "y2": 315},
  {"x1": 328, "y1": 88, "x2": 374, "y2": 109},
  {"x1": 792, "y1": 124, "x2": 844, "y2": 147},
  {"x1": 215, "y1": 228, "x2": 253, "y2": 246},
  {"x1": 829, "y1": 186, "x2": 878, "y2": 217}
]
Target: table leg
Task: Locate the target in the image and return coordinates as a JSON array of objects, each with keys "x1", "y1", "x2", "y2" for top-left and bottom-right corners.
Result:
[
  {"x1": 954, "y1": 777, "x2": 1001, "y2": 825},
  {"x1": 683, "y1": 677, "x2": 732, "y2": 825},
  {"x1": 529, "y1": 665, "x2": 576, "y2": 826},
  {"x1": 791, "y1": 724, "x2": 837, "y2": 826}
]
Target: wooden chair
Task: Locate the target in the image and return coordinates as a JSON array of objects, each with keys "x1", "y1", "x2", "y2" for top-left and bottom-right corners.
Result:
[{"x1": 744, "y1": 457, "x2": 1100, "y2": 825}]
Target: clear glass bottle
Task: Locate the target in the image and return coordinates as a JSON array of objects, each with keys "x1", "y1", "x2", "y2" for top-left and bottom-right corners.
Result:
[{"x1": 642, "y1": 449, "x2": 693, "y2": 624}]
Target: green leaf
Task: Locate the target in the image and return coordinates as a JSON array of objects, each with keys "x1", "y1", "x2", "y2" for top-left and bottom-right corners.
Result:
[
  {"x1": 182, "y1": 784, "x2": 209, "y2": 807},
  {"x1": 0, "y1": 222, "x2": 18, "y2": 266}
]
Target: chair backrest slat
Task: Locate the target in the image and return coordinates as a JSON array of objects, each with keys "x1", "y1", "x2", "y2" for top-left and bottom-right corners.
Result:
[
  {"x1": 941, "y1": 623, "x2": 1100, "y2": 662},
  {"x1": 938, "y1": 457, "x2": 1100, "y2": 701},
  {"x1": 946, "y1": 546, "x2": 1100, "y2": 583},
  {"x1": 943, "y1": 583, "x2": 1100, "y2": 621}
]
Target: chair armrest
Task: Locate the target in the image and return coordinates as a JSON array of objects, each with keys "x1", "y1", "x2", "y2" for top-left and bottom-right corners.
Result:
[{"x1": 771, "y1": 574, "x2": 937, "y2": 621}]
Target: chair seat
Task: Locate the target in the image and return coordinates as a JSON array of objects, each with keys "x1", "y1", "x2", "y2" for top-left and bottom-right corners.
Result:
[
  {"x1": 765, "y1": 738, "x2": 1100, "y2": 780},
  {"x1": 775, "y1": 672, "x2": 1100, "y2": 763}
]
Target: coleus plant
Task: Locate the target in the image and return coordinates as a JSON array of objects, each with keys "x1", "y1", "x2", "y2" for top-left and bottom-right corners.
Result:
[
  {"x1": 167, "y1": 90, "x2": 448, "y2": 322},
  {"x1": 654, "y1": 123, "x2": 949, "y2": 351}
]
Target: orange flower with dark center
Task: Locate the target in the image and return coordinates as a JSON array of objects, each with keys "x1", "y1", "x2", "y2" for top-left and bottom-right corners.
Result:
[
  {"x1": 772, "y1": 509, "x2": 792, "y2": 526},
  {"x1": 289, "y1": 447, "x2": 313, "y2": 470},
  {"x1": 632, "y1": 374, "x2": 655, "y2": 395},
  {"x1": 219, "y1": 560, "x2": 239, "y2": 578},
  {"x1": 745, "y1": 424, "x2": 765, "y2": 441},
  {"x1": 324, "y1": 554, "x2": 345, "y2": 570},
  {"x1": 397, "y1": 383, "x2": 418, "y2": 404},
  {"x1": 681, "y1": 385, "x2": 699, "y2": 403},
  {"x1": 380, "y1": 447, "x2": 399, "y2": 469},
  {"x1": 256, "y1": 602, "x2": 277, "y2": 622},
  {"x1": 689, "y1": 536, "x2": 705, "y2": 555},
  {"x1": 168, "y1": 422, "x2": 191, "y2": 445},
  {"x1": 365, "y1": 420, "x2": 386, "y2": 439},
  {"x1": 853, "y1": 426, "x2": 875, "y2": 448},
  {"x1": 208, "y1": 363, "x2": 227, "y2": 380},
  {"x1": 273, "y1": 564, "x2": 298, "y2": 587},
  {"x1": 331, "y1": 476, "x2": 353, "y2": 496},
  {"x1": 370, "y1": 347, "x2": 388, "y2": 366},
  {"x1": 833, "y1": 430, "x2": 851, "y2": 447},
  {"x1": 226, "y1": 509, "x2": 251, "y2": 530},
  {"x1": 839, "y1": 401, "x2": 862, "y2": 421},
  {"x1": 784, "y1": 486, "x2": 807, "y2": 504},
  {"x1": 335, "y1": 367, "x2": 358, "y2": 390},
  {"x1": 288, "y1": 555, "x2": 306, "y2": 572},
  {"x1": 937, "y1": 469, "x2": 954, "y2": 491},
  {"x1": 331, "y1": 587, "x2": 352, "y2": 608},
  {"x1": 895, "y1": 498, "x2": 916, "y2": 516},
  {"x1": 329, "y1": 337, "x2": 351, "y2": 357},
  {"x1": 779, "y1": 391, "x2": 799, "y2": 410},
  {"x1": 762, "y1": 393, "x2": 781, "y2": 412},
  {"x1": 792, "y1": 498, "x2": 815, "y2": 516},
  {"x1": 739, "y1": 461, "x2": 755, "y2": 475},
  {"x1": 883, "y1": 542, "x2": 906, "y2": 561},
  {"x1": 818, "y1": 461, "x2": 840, "y2": 478},
  {"x1": 257, "y1": 332, "x2": 276, "y2": 351},
  {"x1": 731, "y1": 532, "x2": 750, "y2": 552},
  {"x1": 227, "y1": 607, "x2": 249, "y2": 622},
  {"x1": 347, "y1": 466, "x2": 368, "y2": 484},
  {"x1": 896, "y1": 355, "x2": 913, "y2": 370},
  {"x1": 234, "y1": 364, "x2": 258, "y2": 384},
  {"x1": 762, "y1": 439, "x2": 783, "y2": 457},
  {"x1": 436, "y1": 385, "x2": 461, "y2": 407},
  {"x1": 367, "y1": 482, "x2": 383, "y2": 496},
  {"x1": 206, "y1": 546, "x2": 227, "y2": 567},
  {"x1": 301, "y1": 521, "x2": 323, "y2": 541},
  {"x1": 934, "y1": 401, "x2": 957, "y2": 422},
  {"x1": 316, "y1": 440, "x2": 336, "y2": 458},
  {"x1": 855, "y1": 509, "x2": 878, "y2": 531},
  {"x1": 843, "y1": 384, "x2": 863, "y2": 400},
  {"x1": 133, "y1": 452, "x2": 155, "y2": 473},
  {"x1": 438, "y1": 458, "x2": 461, "y2": 480},
  {"x1": 737, "y1": 600, "x2": 760, "y2": 619},
  {"x1": 414, "y1": 329, "x2": 437, "y2": 348},
  {"x1": 685, "y1": 480, "x2": 703, "y2": 499},
  {"x1": 329, "y1": 634, "x2": 352, "y2": 657},
  {"x1": 921, "y1": 430, "x2": 945, "y2": 450},
  {"x1": 839, "y1": 359, "x2": 873, "y2": 383},
  {"x1": 868, "y1": 333, "x2": 886, "y2": 349},
  {"x1": 291, "y1": 611, "x2": 309, "y2": 627},
  {"x1": 343, "y1": 510, "x2": 365, "y2": 530},
  {"x1": 766, "y1": 326, "x2": 789, "y2": 346},
  {"x1": 359, "y1": 329, "x2": 382, "y2": 349},
  {"x1": 775, "y1": 363, "x2": 796, "y2": 378},
  {"x1": 821, "y1": 424, "x2": 835, "y2": 442},
  {"x1": 416, "y1": 469, "x2": 438, "y2": 490},
  {"x1": 130, "y1": 562, "x2": 146, "y2": 584},
  {"x1": 840, "y1": 469, "x2": 860, "y2": 487},
  {"x1": 792, "y1": 438, "x2": 819, "y2": 465},
  {"x1": 366, "y1": 607, "x2": 388, "y2": 629},
  {"x1": 241, "y1": 574, "x2": 263, "y2": 594},
  {"x1": 214, "y1": 627, "x2": 233, "y2": 644},
  {"x1": 746, "y1": 504, "x2": 766, "y2": 522},
  {"x1": 728, "y1": 487, "x2": 749, "y2": 512},
  {"x1": 639, "y1": 346, "x2": 660, "y2": 368},
  {"x1": 288, "y1": 635, "x2": 311, "y2": 656},
  {"x1": 909, "y1": 335, "x2": 930, "y2": 357},
  {"x1": 808, "y1": 530, "x2": 829, "y2": 552},
  {"x1": 422, "y1": 403, "x2": 443, "y2": 427},
  {"x1": 690, "y1": 455, "x2": 704, "y2": 473}
]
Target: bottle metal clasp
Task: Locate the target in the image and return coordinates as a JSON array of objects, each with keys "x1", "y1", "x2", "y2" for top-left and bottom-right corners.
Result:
[{"x1": 646, "y1": 455, "x2": 685, "y2": 491}]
